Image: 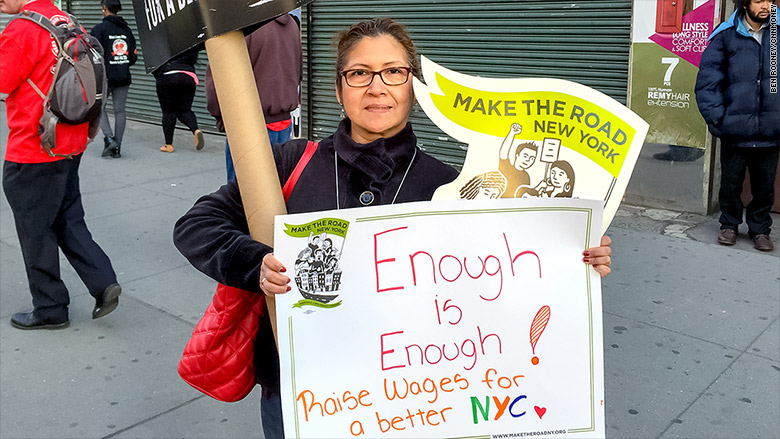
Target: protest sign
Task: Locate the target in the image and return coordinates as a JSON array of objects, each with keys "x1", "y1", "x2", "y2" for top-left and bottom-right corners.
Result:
[
  {"x1": 413, "y1": 57, "x2": 649, "y2": 233},
  {"x1": 274, "y1": 198, "x2": 605, "y2": 438},
  {"x1": 131, "y1": 0, "x2": 311, "y2": 73}
]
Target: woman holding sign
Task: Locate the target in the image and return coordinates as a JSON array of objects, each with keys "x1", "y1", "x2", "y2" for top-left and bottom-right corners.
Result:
[{"x1": 174, "y1": 18, "x2": 612, "y2": 438}]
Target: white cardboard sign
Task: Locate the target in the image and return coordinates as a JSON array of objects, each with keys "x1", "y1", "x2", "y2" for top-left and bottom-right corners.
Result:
[{"x1": 274, "y1": 198, "x2": 605, "y2": 438}]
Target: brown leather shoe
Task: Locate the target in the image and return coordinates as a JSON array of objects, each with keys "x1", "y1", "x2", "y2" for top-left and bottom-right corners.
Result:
[
  {"x1": 717, "y1": 229, "x2": 737, "y2": 246},
  {"x1": 752, "y1": 234, "x2": 774, "y2": 252}
]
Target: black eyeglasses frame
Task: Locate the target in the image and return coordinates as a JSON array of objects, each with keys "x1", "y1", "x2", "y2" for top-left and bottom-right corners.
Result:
[{"x1": 340, "y1": 66, "x2": 413, "y2": 88}]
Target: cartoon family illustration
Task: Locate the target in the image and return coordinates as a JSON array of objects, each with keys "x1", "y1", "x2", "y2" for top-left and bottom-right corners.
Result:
[
  {"x1": 460, "y1": 123, "x2": 576, "y2": 200},
  {"x1": 293, "y1": 232, "x2": 343, "y2": 303}
]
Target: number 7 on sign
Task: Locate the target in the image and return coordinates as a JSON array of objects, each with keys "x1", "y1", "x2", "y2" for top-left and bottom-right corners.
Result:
[{"x1": 661, "y1": 57, "x2": 680, "y2": 86}]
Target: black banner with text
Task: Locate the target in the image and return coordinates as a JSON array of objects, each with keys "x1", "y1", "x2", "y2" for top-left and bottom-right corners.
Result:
[{"x1": 131, "y1": 0, "x2": 313, "y2": 73}]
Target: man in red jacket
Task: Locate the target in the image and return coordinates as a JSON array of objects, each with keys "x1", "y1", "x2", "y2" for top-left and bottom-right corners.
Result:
[{"x1": 1, "y1": 0, "x2": 122, "y2": 329}]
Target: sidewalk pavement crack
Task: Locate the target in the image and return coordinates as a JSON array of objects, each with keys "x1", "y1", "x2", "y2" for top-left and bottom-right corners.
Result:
[
  {"x1": 121, "y1": 292, "x2": 201, "y2": 328},
  {"x1": 655, "y1": 314, "x2": 780, "y2": 438},
  {"x1": 604, "y1": 310, "x2": 777, "y2": 353},
  {"x1": 115, "y1": 262, "x2": 209, "y2": 327},
  {"x1": 100, "y1": 395, "x2": 204, "y2": 439}
]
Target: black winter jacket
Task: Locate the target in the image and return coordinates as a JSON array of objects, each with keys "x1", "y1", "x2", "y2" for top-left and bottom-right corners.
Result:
[
  {"x1": 152, "y1": 50, "x2": 198, "y2": 78},
  {"x1": 694, "y1": 8, "x2": 780, "y2": 147},
  {"x1": 173, "y1": 120, "x2": 458, "y2": 394},
  {"x1": 90, "y1": 15, "x2": 136, "y2": 87}
]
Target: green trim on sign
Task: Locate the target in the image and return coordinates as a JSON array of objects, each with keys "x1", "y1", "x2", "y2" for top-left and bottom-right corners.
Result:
[
  {"x1": 444, "y1": 436, "x2": 491, "y2": 439},
  {"x1": 356, "y1": 207, "x2": 593, "y2": 223},
  {"x1": 568, "y1": 208, "x2": 597, "y2": 434},
  {"x1": 289, "y1": 316, "x2": 300, "y2": 439},
  {"x1": 292, "y1": 299, "x2": 342, "y2": 309}
]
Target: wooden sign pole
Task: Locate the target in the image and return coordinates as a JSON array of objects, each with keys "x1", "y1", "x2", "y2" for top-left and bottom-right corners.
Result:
[{"x1": 204, "y1": 31, "x2": 286, "y2": 341}]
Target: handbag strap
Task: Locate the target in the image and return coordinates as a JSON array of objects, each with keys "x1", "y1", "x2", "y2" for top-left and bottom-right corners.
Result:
[{"x1": 282, "y1": 140, "x2": 318, "y2": 202}]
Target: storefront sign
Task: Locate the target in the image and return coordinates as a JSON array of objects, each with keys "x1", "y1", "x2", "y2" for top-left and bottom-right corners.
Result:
[{"x1": 629, "y1": 0, "x2": 716, "y2": 149}]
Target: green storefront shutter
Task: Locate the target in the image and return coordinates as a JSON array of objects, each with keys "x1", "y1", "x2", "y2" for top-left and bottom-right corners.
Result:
[
  {"x1": 66, "y1": 1, "x2": 219, "y2": 137},
  {"x1": 301, "y1": 0, "x2": 632, "y2": 169},
  {"x1": 4, "y1": 0, "x2": 631, "y2": 162}
]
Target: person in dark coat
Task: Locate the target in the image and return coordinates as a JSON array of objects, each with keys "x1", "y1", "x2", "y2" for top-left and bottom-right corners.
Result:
[
  {"x1": 205, "y1": 14, "x2": 302, "y2": 182},
  {"x1": 172, "y1": 18, "x2": 614, "y2": 438},
  {"x1": 90, "y1": 0, "x2": 137, "y2": 158},
  {"x1": 695, "y1": 0, "x2": 780, "y2": 251}
]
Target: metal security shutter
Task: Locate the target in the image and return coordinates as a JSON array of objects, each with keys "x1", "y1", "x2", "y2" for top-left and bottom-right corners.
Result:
[
  {"x1": 301, "y1": 0, "x2": 632, "y2": 169},
  {"x1": 66, "y1": 1, "x2": 218, "y2": 134}
]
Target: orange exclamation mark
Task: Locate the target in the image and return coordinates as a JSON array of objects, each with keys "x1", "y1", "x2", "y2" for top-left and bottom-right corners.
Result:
[{"x1": 530, "y1": 305, "x2": 551, "y2": 365}]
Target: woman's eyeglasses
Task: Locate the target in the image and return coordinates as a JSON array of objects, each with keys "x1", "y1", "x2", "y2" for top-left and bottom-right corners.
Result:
[{"x1": 340, "y1": 67, "x2": 412, "y2": 87}]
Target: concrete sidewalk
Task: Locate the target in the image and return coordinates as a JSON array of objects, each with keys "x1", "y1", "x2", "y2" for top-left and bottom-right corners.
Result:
[{"x1": 1, "y1": 113, "x2": 778, "y2": 439}]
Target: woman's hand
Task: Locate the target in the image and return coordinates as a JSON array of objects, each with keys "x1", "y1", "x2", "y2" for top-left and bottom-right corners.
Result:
[
  {"x1": 259, "y1": 253, "x2": 291, "y2": 296},
  {"x1": 583, "y1": 235, "x2": 612, "y2": 278}
]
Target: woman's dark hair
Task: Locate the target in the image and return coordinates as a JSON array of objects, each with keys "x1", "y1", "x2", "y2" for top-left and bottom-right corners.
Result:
[
  {"x1": 101, "y1": 0, "x2": 122, "y2": 14},
  {"x1": 334, "y1": 18, "x2": 420, "y2": 94},
  {"x1": 550, "y1": 160, "x2": 575, "y2": 197}
]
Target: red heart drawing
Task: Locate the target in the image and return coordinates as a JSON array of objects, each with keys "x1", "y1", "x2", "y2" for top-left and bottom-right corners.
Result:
[{"x1": 534, "y1": 406, "x2": 547, "y2": 419}]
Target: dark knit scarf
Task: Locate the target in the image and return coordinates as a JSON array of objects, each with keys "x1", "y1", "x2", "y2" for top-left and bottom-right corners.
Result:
[{"x1": 331, "y1": 119, "x2": 417, "y2": 189}]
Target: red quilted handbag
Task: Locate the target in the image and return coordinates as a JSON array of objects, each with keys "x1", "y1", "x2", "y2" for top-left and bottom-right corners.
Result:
[
  {"x1": 178, "y1": 140, "x2": 318, "y2": 402},
  {"x1": 178, "y1": 284, "x2": 264, "y2": 402}
]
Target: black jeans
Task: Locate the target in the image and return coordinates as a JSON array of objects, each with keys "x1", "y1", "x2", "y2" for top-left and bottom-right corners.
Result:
[
  {"x1": 719, "y1": 145, "x2": 779, "y2": 237},
  {"x1": 260, "y1": 392, "x2": 283, "y2": 439},
  {"x1": 155, "y1": 73, "x2": 199, "y2": 144},
  {"x1": 2, "y1": 156, "x2": 117, "y2": 321}
]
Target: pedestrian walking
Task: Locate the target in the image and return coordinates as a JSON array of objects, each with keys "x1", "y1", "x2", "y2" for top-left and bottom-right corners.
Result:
[
  {"x1": 0, "y1": 0, "x2": 122, "y2": 330},
  {"x1": 153, "y1": 49, "x2": 204, "y2": 153},
  {"x1": 90, "y1": 0, "x2": 137, "y2": 158}
]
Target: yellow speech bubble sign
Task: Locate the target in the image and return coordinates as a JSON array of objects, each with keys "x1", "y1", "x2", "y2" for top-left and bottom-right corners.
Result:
[
  {"x1": 426, "y1": 72, "x2": 635, "y2": 178},
  {"x1": 414, "y1": 56, "x2": 649, "y2": 233}
]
